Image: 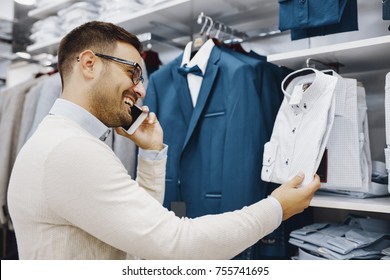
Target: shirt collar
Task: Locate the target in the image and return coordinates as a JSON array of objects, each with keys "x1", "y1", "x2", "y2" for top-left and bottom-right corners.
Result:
[
  {"x1": 49, "y1": 98, "x2": 111, "y2": 140},
  {"x1": 181, "y1": 38, "x2": 215, "y2": 75},
  {"x1": 282, "y1": 68, "x2": 331, "y2": 114}
]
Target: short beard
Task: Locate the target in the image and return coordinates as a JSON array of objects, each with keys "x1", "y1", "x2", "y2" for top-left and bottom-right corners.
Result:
[{"x1": 89, "y1": 84, "x2": 131, "y2": 128}]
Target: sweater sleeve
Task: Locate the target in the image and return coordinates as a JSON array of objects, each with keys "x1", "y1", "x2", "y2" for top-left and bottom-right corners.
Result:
[
  {"x1": 136, "y1": 155, "x2": 166, "y2": 204},
  {"x1": 44, "y1": 136, "x2": 280, "y2": 260},
  {"x1": 136, "y1": 144, "x2": 168, "y2": 204}
]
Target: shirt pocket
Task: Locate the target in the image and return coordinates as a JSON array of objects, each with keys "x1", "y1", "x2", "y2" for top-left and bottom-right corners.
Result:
[{"x1": 261, "y1": 142, "x2": 278, "y2": 182}]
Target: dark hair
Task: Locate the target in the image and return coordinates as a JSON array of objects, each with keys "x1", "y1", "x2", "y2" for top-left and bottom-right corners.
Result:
[{"x1": 57, "y1": 21, "x2": 142, "y2": 87}]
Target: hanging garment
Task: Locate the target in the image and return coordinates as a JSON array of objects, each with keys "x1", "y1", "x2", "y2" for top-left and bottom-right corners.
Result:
[
  {"x1": 383, "y1": 0, "x2": 390, "y2": 20},
  {"x1": 178, "y1": 39, "x2": 214, "y2": 107},
  {"x1": 16, "y1": 80, "x2": 46, "y2": 153},
  {"x1": 26, "y1": 73, "x2": 62, "y2": 140},
  {"x1": 385, "y1": 72, "x2": 390, "y2": 193},
  {"x1": 261, "y1": 68, "x2": 338, "y2": 187},
  {"x1": 19, "y1": 73, "x2": 62, "y2": 150},
  {"x1": 142, "y1": 49, "x2": 162, "y2": 77},
  {"x1": 219, "y1": 44, "x2": 289, "y2": 136},
  {"x1": 212, "y1": 45, "x2": 295, "y2": 260},
  {"x1": 145, "y1": 39, "x2": 286, "y2": 218},
  {"x1": 0, "y1": 77, "x2": 45, "y2": 225}
]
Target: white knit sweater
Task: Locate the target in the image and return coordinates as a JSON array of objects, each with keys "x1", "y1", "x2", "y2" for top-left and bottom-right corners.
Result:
[{"x1": 8, "y1": 114, "x2": 280, "y2": 259}]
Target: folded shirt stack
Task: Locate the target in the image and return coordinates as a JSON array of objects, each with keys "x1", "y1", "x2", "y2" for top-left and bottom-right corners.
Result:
[
  {"x1": 289, "y1": 216, "x2": 390, "y2": 260},
  {"x1": 58, "y1": 2, "x2": 100, "y2": 34}
]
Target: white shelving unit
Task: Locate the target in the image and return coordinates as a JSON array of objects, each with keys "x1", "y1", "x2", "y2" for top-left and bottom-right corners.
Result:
[
  {"x1": 310, "y1": 194, "x2": 390, "y2": 213},
  {"x1": 27, "y1": 0, "x2": 192, "y2": 54},
  {"x1": 28, "y1": 0, "x2": 77, "y2": 19},
  {"x1": 268, "y1": 35, "x2": 390, "y2": 215},
  {"x1": 25, "y1": 0, "x2": 275, "y2": 54},
  {"x1": 26, "y1": 37, "x2": 63, "y2": 55},
  {"x1": 268, "y1": 35, "x2": 390, "y2": 74}
]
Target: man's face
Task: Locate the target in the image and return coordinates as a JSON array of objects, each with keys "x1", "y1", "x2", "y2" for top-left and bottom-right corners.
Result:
[{"x1": 89, "y1": 42, "x2": 145, "y2": 128}]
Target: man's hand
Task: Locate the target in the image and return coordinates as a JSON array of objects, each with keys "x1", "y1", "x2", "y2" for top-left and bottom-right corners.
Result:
[
  {"x1": 115, "y1": 106, "x2": 164, "y2": 151},
  {"x1": 270, "y1": 172, "x2": 321, "y2": 221}
]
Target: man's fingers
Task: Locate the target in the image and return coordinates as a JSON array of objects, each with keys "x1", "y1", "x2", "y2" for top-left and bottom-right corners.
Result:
[
  {"x1": 147, "y1": 112, "x2": 158, "y2": 124},
  {"x1": 307, "y1": 174, "x2": 321, "y2": 193},
  {"x1": 287, "y1": 171, "x2": 305, "y2": 188}
]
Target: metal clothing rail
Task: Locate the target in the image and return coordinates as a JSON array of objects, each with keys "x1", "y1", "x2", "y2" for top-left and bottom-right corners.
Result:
[
  {"x1": 196, "y1": 12, "x2": 284, "y2": 44},
  {"x1": 196, "y1": 12, "x2": 249, "y2": 43},
  {"x1": 136, "y1": 32, "x2": 185, "y2": 50},
  {"x1": 305, "y1": 57, "x2": 344, "y2": 73}
]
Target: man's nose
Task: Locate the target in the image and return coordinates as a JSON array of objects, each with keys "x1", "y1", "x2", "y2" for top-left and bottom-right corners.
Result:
[{"x1": 132, "y1": 82, "x2": 146, "y2": 99}]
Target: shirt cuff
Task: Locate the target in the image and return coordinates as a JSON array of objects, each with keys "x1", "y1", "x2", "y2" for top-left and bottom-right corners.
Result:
[
  {"x1": 138, "y1": 144, "x2": 168, "y2": 160},
  {"x1": 267, "y1": 195, "x2": 283, "y2": 226}
]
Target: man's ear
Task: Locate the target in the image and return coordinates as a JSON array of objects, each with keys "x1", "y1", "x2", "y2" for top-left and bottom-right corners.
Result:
[{"x1": 77, "y1": 50, "x2": 98, "y2": 79}]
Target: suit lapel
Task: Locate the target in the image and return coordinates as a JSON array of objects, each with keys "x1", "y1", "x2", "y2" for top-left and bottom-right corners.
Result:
[
  {"x1": 182, "y1": 47, "x2": 221, "y2": 151},
  {"x1": 171, "y1": 57, "x2": 193, "y2": 126}
]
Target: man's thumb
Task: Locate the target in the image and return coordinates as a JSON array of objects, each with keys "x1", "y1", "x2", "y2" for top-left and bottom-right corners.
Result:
[{"x1": 290, "y1": 172, "x2": 305, "y2": 187}]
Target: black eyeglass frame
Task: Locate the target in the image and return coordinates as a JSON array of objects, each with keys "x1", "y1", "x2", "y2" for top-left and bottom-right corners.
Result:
[{"x1": 93, "y1": 53, "x2": 144, "y2": 85}]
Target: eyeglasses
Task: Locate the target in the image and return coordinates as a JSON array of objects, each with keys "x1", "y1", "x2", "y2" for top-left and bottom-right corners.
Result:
[{"x1": 94, "y1": 53, "x2": 144, "y2": 85}]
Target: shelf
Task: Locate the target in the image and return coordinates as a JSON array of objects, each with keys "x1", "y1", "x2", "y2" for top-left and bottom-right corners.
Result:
[
  {"x1": 26, "y1": 0, "x2": 191, "y2": 54},
  {"x1": 268, "y1": 35, "x2": 390, "y2": 74},
  {"x1": 310, "y1": 193, "x2": 390, "y2": 213},
  {"x1": 25, "y1": 0, "x2": 275, "y2": 55},
  {"x1": 28, "y1": 0, "x2": 78, "y2": 19},
  {"x1": 113, "y1": 0, "x2": 191, "y2": 32},
  {"x1": 26, "y1": 37, "x2": 64, "y2": 54}
]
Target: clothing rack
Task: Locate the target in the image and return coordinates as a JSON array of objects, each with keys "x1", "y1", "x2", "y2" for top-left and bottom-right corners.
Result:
[
  {"x1": 196, "y1": 12, "x2": 285, "y2": 44},
  {"x1": 196, "y1": 12, "x2": 249, "y2": 44},
  {"x1": 136, "y1": 32, "x2": 185, "y2": 50}
]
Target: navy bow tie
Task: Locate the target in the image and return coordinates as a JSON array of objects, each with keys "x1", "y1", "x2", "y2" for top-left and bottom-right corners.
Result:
[{"x1": 178, "y1": 64, "x2": 203, "y2": 77}]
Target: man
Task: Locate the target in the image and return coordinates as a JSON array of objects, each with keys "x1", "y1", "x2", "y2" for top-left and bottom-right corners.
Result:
[{"x1": 7, "y1": 21, "x2": 320, "y2": 260}]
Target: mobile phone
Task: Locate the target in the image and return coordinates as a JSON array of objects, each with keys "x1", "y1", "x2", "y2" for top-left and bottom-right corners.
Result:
[{"x1": 122, "y1": 104, "x2": 148, "y2": 134}]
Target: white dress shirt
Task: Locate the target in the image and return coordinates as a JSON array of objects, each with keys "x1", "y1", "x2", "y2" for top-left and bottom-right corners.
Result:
[
  {"x1": 356, "y1": 84, "x2": 372, "y2": 192},
  {"x1": 180, "y1": 39, "x2": 215, "y2": 107},
  {"x1": 261, "y1": 68, "x2": 338, "y2": 187},
  {"x1": 321, "y1": 74, "x2": 364, "y2": 190}
]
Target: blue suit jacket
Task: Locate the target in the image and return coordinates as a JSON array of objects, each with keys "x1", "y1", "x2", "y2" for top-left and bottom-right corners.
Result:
[
  {"x1": 145, "y1": 45, "x2": 285, "y2": 218},
  {"x1": 219, "y1": 46, "x2": 291, "y2": 135}
]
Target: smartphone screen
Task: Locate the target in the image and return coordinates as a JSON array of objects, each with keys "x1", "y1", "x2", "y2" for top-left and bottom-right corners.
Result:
[{"x1": 122, "y1": 104, "x2": 147, "y2": 134}]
